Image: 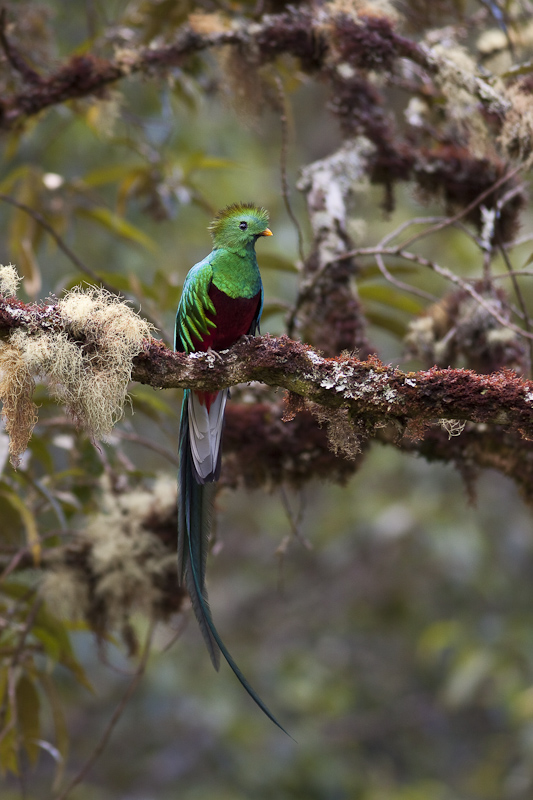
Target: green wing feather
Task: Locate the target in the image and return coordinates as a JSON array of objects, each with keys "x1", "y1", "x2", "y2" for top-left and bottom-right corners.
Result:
[{"x1": 175, "y1": 255, "x2": 217, "y2": 354}]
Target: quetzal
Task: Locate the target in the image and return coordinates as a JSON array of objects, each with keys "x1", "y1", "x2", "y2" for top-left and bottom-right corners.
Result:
[{"x1": 175, "y1": 203, "x2": 288, "y2": 735}]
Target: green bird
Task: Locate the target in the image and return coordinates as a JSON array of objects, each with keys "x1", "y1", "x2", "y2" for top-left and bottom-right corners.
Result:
[{"x1": 175, "y1": 203, "x2": 288, "y2": 735}]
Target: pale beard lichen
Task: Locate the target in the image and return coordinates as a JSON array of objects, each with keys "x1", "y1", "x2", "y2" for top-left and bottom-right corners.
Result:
[
  {"x1": 83, "y1": 476, "x2": 178, "y2": 629},
  {"x1": 328, "y1": 0, "x2": 399, "y2": 22},
  {"x1": 0, "y1": 264, "x2": 22, "y2": 298},
  {"x1": 55, "y1": 286, "x2": 153, "y2": 437},
  {"x1": 40, "y1": 476, "x2": 179, "y2": 635},
  {"x1": 430, "y1": 43, "x2": 490, "y2": 158},
  {"x1": 2, "y1": 283, "x2": 153, "y2": 458},
  {"x1": 500, "y1": 83, "x2": 533, "y2": 164},
  {"x1": 439, "y1": 419, "x2": 466, "y2": 438},
  {"x1": 40, "y1": 564, "x2": 90, "y2": 621},
  {"x1": 0, "y1": 266, "x2": 36, "y2": 466},
  {"x1": 0, "y1": 342, "x2": 38, "y2": 467}
]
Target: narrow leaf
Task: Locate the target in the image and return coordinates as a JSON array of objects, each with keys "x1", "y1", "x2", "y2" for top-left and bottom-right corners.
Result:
[
  {"x1": 0, "y1": 491, "x2": 40, "y2": 565},
  {"x1": 260, "y1": 254, "x2": 298, "y2": 273},
  {"x1": 77, "y1": 207, "x2": 158, "y2": 252},
  {"x1": 0, "y1": 724, "x2": 19, "y2": 776},
  {"x1": 366, "y1": 309, "x2": 408, "y2": 337},
  {"x1": 38, "y1": 671, "x2": 68, "y2": 789},
  {"x1": 16, "y1": 674, "x2": 41, "y2": 765},
  {"x1": 82, "y1": 164, "x2": 142, "y2": 188},
  {"x1": 33, "y1": 607, "x2": 93, "y2": 692},
  {"x1": 359, "y1": 283, "x2": 424, "y2": 314}
]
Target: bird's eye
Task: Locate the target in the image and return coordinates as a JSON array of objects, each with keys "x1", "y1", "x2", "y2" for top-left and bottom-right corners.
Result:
[{"x1": 239, "y1": 221, "x2": 248, "y2": 230}]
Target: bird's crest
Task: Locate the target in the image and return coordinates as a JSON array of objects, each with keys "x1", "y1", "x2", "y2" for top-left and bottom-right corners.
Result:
[{"x1": 208, "y1": 202, "x2": 270, "y2": 242}]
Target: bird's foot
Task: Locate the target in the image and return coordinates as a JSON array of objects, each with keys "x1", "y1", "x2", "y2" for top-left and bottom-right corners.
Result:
[
  {"x1": 206, "y1": 347, "x2": 224, "y2": 362},
  {"x1": 239, "y1": 334, "x2": 255, "y2": 345}
]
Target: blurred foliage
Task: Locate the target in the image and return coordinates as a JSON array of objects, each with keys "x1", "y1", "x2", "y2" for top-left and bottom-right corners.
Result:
[{"x1": 1, "y1": 1, "x2": 533, "y2": 799}]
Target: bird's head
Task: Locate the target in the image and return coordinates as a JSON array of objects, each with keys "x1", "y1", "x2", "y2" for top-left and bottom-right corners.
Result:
[{"x1": 209, "y1": 203, "x2": 272, "y2": 252}]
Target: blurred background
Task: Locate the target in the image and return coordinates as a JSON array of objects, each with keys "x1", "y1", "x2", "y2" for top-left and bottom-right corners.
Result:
[{"x1": 2, "y1": 1, "x2": 533, "y2": 799}]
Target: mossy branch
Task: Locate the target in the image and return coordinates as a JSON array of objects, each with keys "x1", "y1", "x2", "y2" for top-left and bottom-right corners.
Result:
[
  {"x1": 2, "y1": 294, "x2": 532, "y2": 435},
  {"x1": 0, "y1": 6, "x2": 510, "y2": 131},
  {"x1": 134, "y1": 335, "x2": 533, "y2": 435}
]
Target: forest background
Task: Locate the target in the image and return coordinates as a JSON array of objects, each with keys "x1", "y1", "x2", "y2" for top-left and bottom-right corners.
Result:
[{"x1": 2, "y1": 1, "x2": 533, "y2": 798}]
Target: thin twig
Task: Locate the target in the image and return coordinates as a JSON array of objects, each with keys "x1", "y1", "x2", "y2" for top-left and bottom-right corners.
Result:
[
  {"x1": 0, "y1": 546, "x2": 31, "y2": 584},
  {"x1": 160, "y1": 615, "x2": 189, "y2": 653},
  {"x1": 274, "y1": 76, "x2": 306, "y2": 266},
  {"x1": 0, "y1": 668, "x2": 17, "y2": 746},
  {"x1": 391, "y1": 247, "x2": 533, "y2": 339},
  {"x1": 374, "y1": 253, "x2": 437, "y2": 303},
  {"x1": 491, "y1": 270, "x2": 533, "y2": 280},
  {"x1": 289, "y1": 168, "x2": 524, "y2": 324},
  {"x1": 52, "y1": 619, "x2": 156, "y2": 800},
  {"x1": 323, "y1": 242, "x2": 533, "y2": 338},
  {"x1": 0, "y1": 193, "x2": 163, "y2": 331},
  {"x1": 279, "y1": 486, "x2": 311, "y2": 550},
  {"x1": 112, "y1": 430, "x2": 180, "y2": 468},
  {"x1": 0, "y1": 194, "x2": 119, "y2": 291},
  {"x1": 378, "y1": 215, "x2": 446, "y2": 248},
  {"x1": 296, "y1": 222, "x2": 533, "y2": 341},
  {"x1": 397, "y1": 165, "x2": 524, "y2": 251},
  {"x1": 12, "y1": 597, "x2": 42, "y2": 667},
  {"x1": 497, "y1": 234, "x2": 533, "y2": 376},
  {"x1": 506, "y1": 233, "x2": 533, "y2": 249},
  {"x1": 0, "y1": 8, "x2": 43, "y2": 85}
]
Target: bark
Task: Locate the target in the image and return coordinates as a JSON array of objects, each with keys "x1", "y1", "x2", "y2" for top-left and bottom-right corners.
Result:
[
  {"x1": 0, "y1": 7, "x2": 509, "y2": 131},
  {"x1": 1, "y1": 294, "x2": 533, "y2": 497}
]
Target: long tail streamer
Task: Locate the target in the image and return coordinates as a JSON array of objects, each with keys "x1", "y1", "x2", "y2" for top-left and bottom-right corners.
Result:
[{"x1": 178, "y1": 392, "x2": 292, "y2": 738}]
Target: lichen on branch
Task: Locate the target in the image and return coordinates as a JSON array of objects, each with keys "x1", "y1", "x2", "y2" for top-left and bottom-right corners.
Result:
[
  {"x1": 0, "y1": 267, "x2": 152, "y2": 464},
  {"x1": 2, "y1": 280, "x2": 532, "y2": 444}
]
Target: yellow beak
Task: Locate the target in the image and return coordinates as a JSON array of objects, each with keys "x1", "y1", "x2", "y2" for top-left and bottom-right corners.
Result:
[{"x1": 261, "y1": 228, "x2": 273, "y2": 236}]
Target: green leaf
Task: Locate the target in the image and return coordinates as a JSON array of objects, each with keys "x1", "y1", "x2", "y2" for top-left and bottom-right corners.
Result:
[
  {"x1": 0, "y1": 491, "x2": 24, "y2": 544},
  {"x1": 0, "y1": 668, "x2": 7, "y2": 708},
  {"x1": 33, "y1": 607, "x2": 93, "y2": 692},
  {"x1": 522, "y1": 250, "x2": 533, "y2": 269},
  {"x1": 259, "y1": 301, "x2": 291, "y2": 321},
  {"x1": 151, "y1": 269, "x2": 182, "y2": 309},
  {"x1": 366, "y1": 309, "x2": 408, "y2": 338},
  {"x1": 5, "y1": 169, "x2": 49, "y2": 294},
  {"x1": 0, "y1": 723, "x2": 19, "y2": 776},
  {"x1": 0, "y1": 581, "x2": 35, "y2": 603},
  {"x1": 417, "y1": 620, "x2": 460, "y2": 662},
  {"x1": 182, "y1": 152, "x2": 236, "y2": 174},
  {"x1": 359, "y1": 284, "x2": 424, "y2": 315},
  {"x1": 358, "y1": 262, "x2": 417, "y2": 281},
  {"x1": 82, "y1": 163, "x2": 144, "y2": 188},
  {"x1": 27, "y1": 434, "x2": 55, "y2": 474},
  {"x1": 0, "y1": 490, "x2": 40, "y2": 565},
  {"x1": 61, "y1": 272, "x2": 133, "y2": 294},
  {"x1": 259, "y1": 254, "x2": 298, "y2": 273},
  {"x1": 444, "y1": 649, "x2": 494, "y2": 708},
  {"x1": 16, "y1": 674, "x2": 41, "y2": 765},
  {"x1": 129, "y1": 385, "x2": 178, "y2": 419},
  {"x1": 0, "y1": 164, "x2": 31, "y2": 194},
  {"x1": 117, "y1": 168, "x2": 153, "y2": 216},
  {"x1": 3, "y1": 130, "x2": 25, "y2": 162},
  {"x1": 501, "y1": 59, "x2": 533, "y2": 79},
  {"x1": 76, "y1": 206, "x2": 158, "y2": 252},
  {"x1": 38, "y1": 671, "x2": 68, "y2": 789}
]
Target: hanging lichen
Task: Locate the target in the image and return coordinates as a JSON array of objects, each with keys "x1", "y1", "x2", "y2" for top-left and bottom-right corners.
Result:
[{"x1": 0, "y1": 266, "x2": 153, "y2": 465}]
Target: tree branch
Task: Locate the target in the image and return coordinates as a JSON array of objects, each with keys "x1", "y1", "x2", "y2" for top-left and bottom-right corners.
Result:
[
  {"x1": 0, "y1": 8, "x2": 510, "y2": 131},
  {"x1": 134, "y1": 335, "x2": 533, "y2": 436},
  {"x1": 1, "y1": 295, "x2": 531, "y2": 436}
]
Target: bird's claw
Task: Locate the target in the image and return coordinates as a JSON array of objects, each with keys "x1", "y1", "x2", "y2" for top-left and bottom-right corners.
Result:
[{"x1": 206, "y1": 347, "x2": 224, "y2": 362}]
